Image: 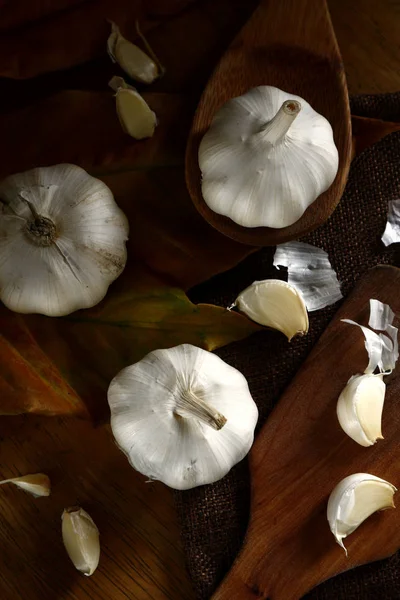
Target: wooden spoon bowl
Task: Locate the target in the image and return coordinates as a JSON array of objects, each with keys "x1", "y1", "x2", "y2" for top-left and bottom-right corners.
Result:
[
  {"x1": 185, "y1": 0, "x2": 352, "y2": 246},
  {"x1": 212, "y1": 266, "x2": 400, "y2": 599}
]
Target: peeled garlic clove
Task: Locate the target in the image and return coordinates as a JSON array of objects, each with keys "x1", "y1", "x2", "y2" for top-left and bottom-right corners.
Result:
[
  {"x1": 337, "y1": 374, "x2": 386, "y2": 447},
  {"x1": 234, "y1": 279, "x2": 308, "y2": 341},
  {"x1": 109, "y1": 76, "x2": 156, "y2": 140},
  {"x1": 327, "y1": 473, "x2": 396, "y2": 553},
  {"x1": 107, "y1": 22, "x2": 159, "y2": 84},
  {"x1": 0, "y1": 473, "x2": 50, "y2": 497},
  {"x1": 62, "y1": 507, "x2": 100, "y2": 576}
]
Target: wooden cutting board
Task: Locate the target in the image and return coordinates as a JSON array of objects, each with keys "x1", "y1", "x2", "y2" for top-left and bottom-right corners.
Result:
[{"x1": 212, "y1": 265, "x2": 400, "y2": 600}]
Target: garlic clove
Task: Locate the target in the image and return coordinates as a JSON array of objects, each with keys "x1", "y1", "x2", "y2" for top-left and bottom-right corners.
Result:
[
  {"x1": 327, "y1": 473, "x2": 396, "y2": 553},
  {"x1": 107, "y1": 22, "x2": 159, "y2": 84},
  {"x1": 234, "y1": 279, "x2": 308, "y2": 341},
  {"x1": 337, "y1": 374, "x2": 386, "y2": 447},
  {"x1": 0, "y1": 473, "x2": 51, "y2": 497},
  {"x1": 62, "y1": 507, "x2": 100, "y2": 576},
  {"x1": 109, "y1": 76, "x2": 156, "y2": 140}
]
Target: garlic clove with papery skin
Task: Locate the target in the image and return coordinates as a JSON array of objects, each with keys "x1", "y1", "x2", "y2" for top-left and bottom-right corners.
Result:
[
  {"x1": 0, "y1": 164, "x2": 129, "y2": 316},
  {"x1": 233, "y1": 279, "x2": 308, "y2": 341},
  {"x1": 108, "y1": 344, "x2": 258, "y2": 490},
  {"x1": 327, "y1": 473, "x2": 396, "y2": 554},
  {"x1": 199, "y1": 86, "x2": 338, "y2": 229},
  {"x1": 107, "y1": 21, "x2": 160, "y2": 84},
  {"x1": 109, "y1": 76, "x2": 156, "y2": 140},
  {"x1": 0, "y1": 473, "x2": 50, "y2": 497},
  {"x1": 337, "y1": 374, "x2": 386, "y2": 447},
  {"x1": 62, "y1": 507, "x2": 100, "y2": 576}
]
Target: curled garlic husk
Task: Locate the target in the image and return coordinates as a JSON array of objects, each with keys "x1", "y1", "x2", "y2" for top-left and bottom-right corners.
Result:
[
  {"x1": 0, "y1": 164, "x2": 129, "y2": 316},
  {"x1": 327, "y1": 473, "x2": 396, "y2": 553},
  {"x1": 108, "y1": 344, "x2": 258, "y2": 490},
  {"x1": 233, "y1": 279, "x2": 308, "y2": 341},
  {"x1": 273, "y1": 241, "x2": 342, "y2": 311},
  {"x1": 0, "y1": 473, "x2": 50, "y2": 497},
  {"x1": 337, "y1": 300, "x2": 399, "y2": 446},
  {"x1": 62, "y1": 507, "x2": 100, "y2": 576},
  {"x1": 109, "y1": 76, "x2": 156, "y2": 140},
  {"x1": 337, "y1": 374, "x2": 385, "y2": 447},
  {"x1": 199, "y1": 86, "x2": 338, "y2": 229},
  {"x1": 107, "y1": 21, "x2": 160, "y2": 84}
]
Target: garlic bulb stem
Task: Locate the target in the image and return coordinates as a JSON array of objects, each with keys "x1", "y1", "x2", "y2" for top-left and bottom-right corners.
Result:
[
  {"x1": 174, "y1": 388, "x2": 227, "y2": 430},
  {"x1": 260, "y1": 100, "x2": 301, "y2": 144}
]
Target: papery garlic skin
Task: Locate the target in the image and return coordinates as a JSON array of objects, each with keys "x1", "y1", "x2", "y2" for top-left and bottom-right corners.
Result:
[
  {"x1": 234, "y1": 279, "x2": 308, "y2": 340},
  {"x1": 109, "y1": 76, "x2": 156, "y2": 140},
  {"x1": 107, "y1": 22, "x2": 158, "y2": 84},
  {"x1": 327, "y1": 473, "x2": 396, "y2": 553},
  {"x1": 0, "y1": 473, "x2": 51, "y2": 497},
  {"x1": 0, "y1": 164, "x2": 129, "y2": 316},
  {"x1": 108, "y1": 344, "x2": 258, "y2": 490},
  {"x1": 62, "y1": 507, "x2": 100, "y2": 576},
  {"x1": 337, "y1": 374, "x2": 385, "y2": 447},
  {"x1": 199, "y1": 86, "x2": 338, "y2": 229}
]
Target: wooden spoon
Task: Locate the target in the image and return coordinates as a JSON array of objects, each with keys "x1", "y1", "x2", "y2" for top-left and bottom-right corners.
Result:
[
  {"x1": 212, "y1": 265, "x2": 400, "y2": 600},
  {"x1": 185, "y1": 0, "x2": 352, "y2": 246}
]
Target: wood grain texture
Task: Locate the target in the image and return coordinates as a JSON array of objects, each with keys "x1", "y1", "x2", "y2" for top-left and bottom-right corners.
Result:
[
  {"x1": 185, "y1": 0, "x2": 352, "y2": 247},
  {"x1": 0, "y1": 1, "x2": 399, "y2": 599},
  {"x1": 212, "y1": 266, "x2": 400, "y2": 600},
  {"x1": 0, "y1": 414, "x2": 193, "y2": 600}
]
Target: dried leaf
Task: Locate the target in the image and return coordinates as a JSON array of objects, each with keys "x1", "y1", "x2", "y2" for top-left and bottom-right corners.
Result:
[{"x1": 0, "y1": 270, "x2": 260, "y2": 418}]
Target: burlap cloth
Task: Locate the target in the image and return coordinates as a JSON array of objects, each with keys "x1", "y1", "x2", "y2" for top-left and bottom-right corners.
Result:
[{"x1": 175, "y1": 93, "x2": 400, "y2": 599}]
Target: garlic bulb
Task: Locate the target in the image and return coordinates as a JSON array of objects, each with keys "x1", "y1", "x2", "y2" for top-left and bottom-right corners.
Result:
[
  {"x1": 107, "y1": 22, "x2": 160, "y2": 84},
  {"x1": 199, "y1": 86, "x2": 338, "y2": 229},
  {"x1": 109, "y1": 76, "x2": 156, "y2": 140},
  {"x1": 62, "y1": 507, "x2": 100, "y2": 576},
  {"x1": 0, "y1": 473, "x2": 51, "y2": 497},
  {"x1": 327, "y1": 473, "x2": 396, "y2": 553},
  {"x1": 0, "y1": 164, "x2": 129, "y2": 316},
  {"x1": 233, "y1": 279, "x2": 308, "y2": 340},
  {"x1": 337, "y1": 374, "x2": 385, "y2": 447},
  {"x1": 108, "y1": 344, "x2": 258, "y2": 490}
]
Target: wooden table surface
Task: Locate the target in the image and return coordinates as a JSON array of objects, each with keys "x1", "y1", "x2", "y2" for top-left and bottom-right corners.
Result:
[{"x1": 0, "y1": 1, "x2": 399, "y2": 600}]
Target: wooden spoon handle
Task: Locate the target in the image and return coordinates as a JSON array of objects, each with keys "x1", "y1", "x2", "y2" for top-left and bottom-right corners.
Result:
[{"x1": 245, "y1": 0, "x2": 340, "y2": 62}]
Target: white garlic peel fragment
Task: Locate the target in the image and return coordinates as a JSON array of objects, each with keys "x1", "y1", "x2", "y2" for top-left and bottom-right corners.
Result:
[
  {"x1": 337, "y1": 374, "x2": 385, "y2": 447},
  {"x1": 108, "y1": 344, "x2": 258, "y2": 490},
  {"x1": 0, "y1": 164, "x2": 129, "y2": 316},
  {"x1": 62, "y1": 507, "x2": 100, "y2": 576},
  {"x1": 327, "y1": 474, "x2": 396, "y2": 553},
  {"x1": 273, "y1": 241, "x2": 342, "y2": 311},
  {"x1": 109, "y1": 76, "x2": 156, "y2": 140},
  {"x1": 342, "y1": 300, "x2": 398, "y2": 375},
  {"x1": 199, "y1": 86, "x2": 338, "y2": 229},
  {"x1": 382, "y1": 198, "x2": 400, "y2": 246},
  {"x1": 0, "y1": 473, "x2": 51, "y2": 497},
  {"x1": 107, "y1": 22, "x2": 159, "y2": 84},
  {"x1": 233, "y1": 279, "x2": 308, "y2": 341}
]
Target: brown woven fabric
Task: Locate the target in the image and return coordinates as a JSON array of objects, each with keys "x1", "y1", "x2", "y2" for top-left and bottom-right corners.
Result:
[{"x1": 175, "y1": 92, "x2": 400, "y2": 599}]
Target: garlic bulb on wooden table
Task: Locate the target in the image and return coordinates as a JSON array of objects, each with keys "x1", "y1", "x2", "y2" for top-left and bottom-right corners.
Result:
[
  {"x1": 108, "y1": 344, "x2": 258, "y2": 490},
  {"x1": 0, "y1": 164, "x2": 129, "y2": 316},
  {"x1": 199, "y1": 86, "x2": 338, "y2": 229}
]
